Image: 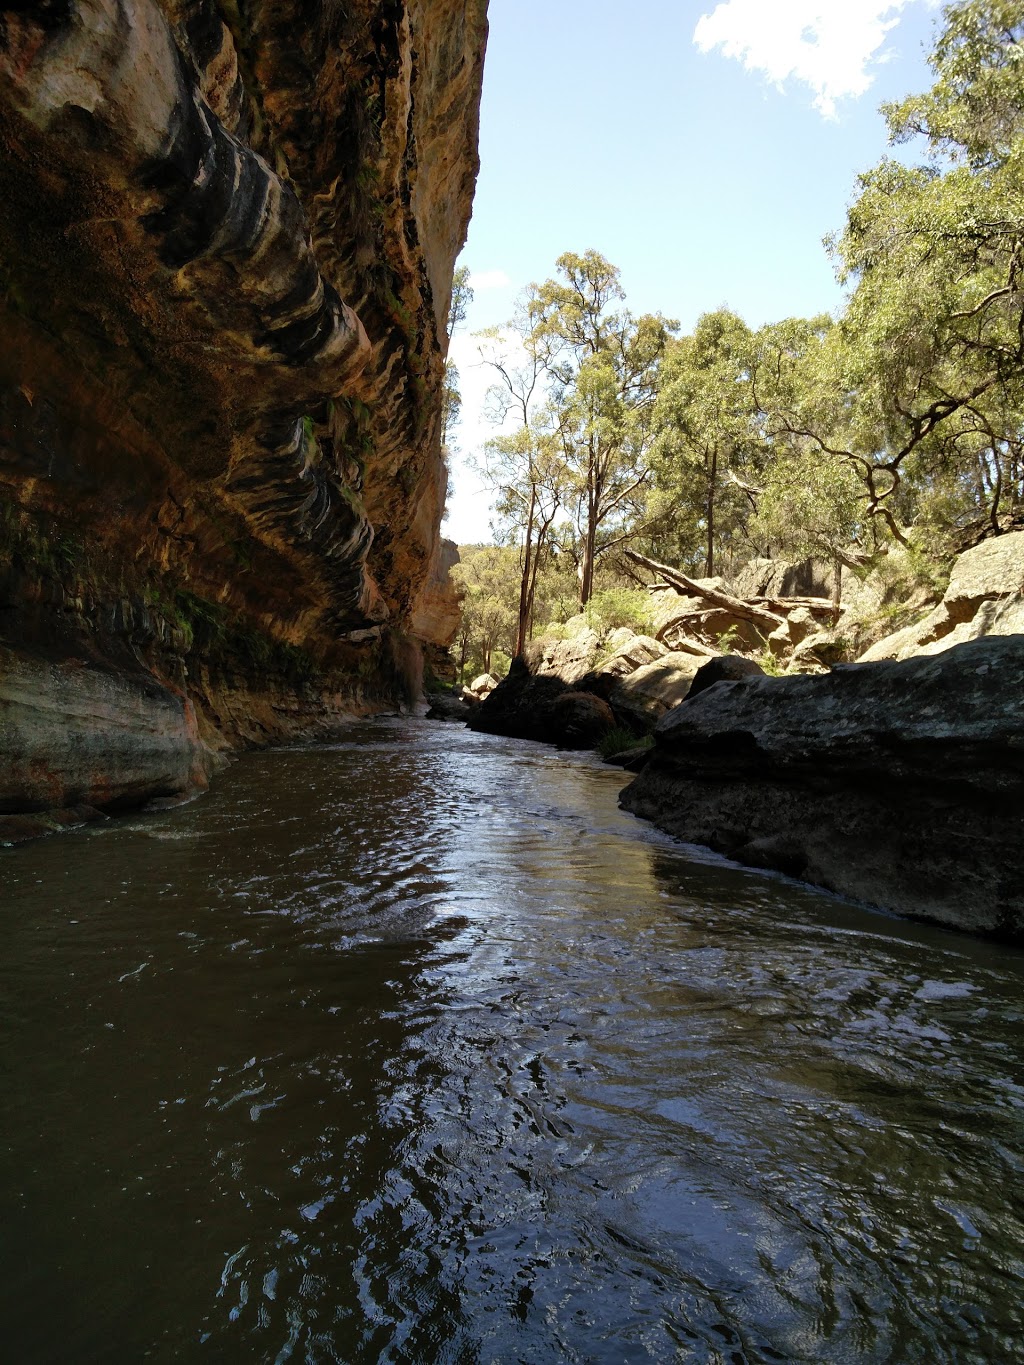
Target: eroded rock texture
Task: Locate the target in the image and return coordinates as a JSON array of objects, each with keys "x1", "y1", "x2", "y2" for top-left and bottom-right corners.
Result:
[
  {"x1": 0, "y1": 0, "x2": 485, "y2": 831},
  {"x1": 621, "y1": 637, "x2": 1024, "y2": 940}
]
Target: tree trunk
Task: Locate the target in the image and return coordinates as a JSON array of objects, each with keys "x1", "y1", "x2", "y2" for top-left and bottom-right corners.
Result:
[
  {"x1": 706, "y1": 446, "x2": 717, "y2": 578},
  {"x1": 515, "y1": 485, "x2": 537, "y2": 657},
  {"x1": 623, "y1": 549, "x2": 786, "y2": 633}
]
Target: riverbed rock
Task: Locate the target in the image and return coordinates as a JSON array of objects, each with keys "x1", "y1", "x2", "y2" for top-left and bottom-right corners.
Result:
[
  {"x1": 550, "y1": 692, "x2": 617, "y2": 748},
  {"x1": 466, "y1": 660, "x2": 613, "y2": 750},
  {"x1": 425, "y1": 693, "x2": 472, "y2": 723},
  {"x1": 0, "y1": 645, "x2": 214, "y2": 843},
  {"x1": 609, "y1": 652, "x2": 706, "y2": 725},
  {"x1": 621, "y1": 636, "x2": 1024, "y2": 939},
  {"x1": 601, "y1": 743, "x2": 653, "y2": 773}
]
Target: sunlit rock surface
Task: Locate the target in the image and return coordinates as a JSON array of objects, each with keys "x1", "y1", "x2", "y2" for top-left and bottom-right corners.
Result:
[{"x1": 0, "y1": 0, "x2": 486, "y2": 825}]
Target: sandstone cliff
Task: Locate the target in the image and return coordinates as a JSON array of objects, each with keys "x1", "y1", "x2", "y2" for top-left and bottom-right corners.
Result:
[{"x1": 0, "y1": 0, "x2": 485, "y2": 836}]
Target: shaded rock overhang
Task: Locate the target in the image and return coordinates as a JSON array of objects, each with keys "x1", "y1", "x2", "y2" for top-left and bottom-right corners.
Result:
[{"x1": 0, "y1": 0, "x2": 486, "y2": 659}]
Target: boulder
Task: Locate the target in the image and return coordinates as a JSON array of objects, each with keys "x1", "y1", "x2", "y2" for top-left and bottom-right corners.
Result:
[
  {"x1": 609, "y1": 652, "x2": 705, "y2": 726},
  {"x1": 465, "y1": 672, "x2": 500, "y2": 700},
  {"x1": 786, "y1": 630, "x2": 848, "y2": 672},
  {"x1": 685, "y1": 655, "x2": 765, "y2": 702},
  {"x1": 621, "y1": 636, "x2": 1024, "y2": 940},
  {"x1": 651, "y1": 582, "x2": 725, "y2": 639},
  {"x1": 858, "y1": 531, "x2": 1024, "y2": 663},
  {"x1": 550, "y1": 692, "x2": 617, "y2": 748},
  {"x1": 728, "y1": 557, "x2": 833, "y2": 600},
  {"x1": 467, "y1": 664, "x2": 613, "y2": 750},
  {"x1": 595, "y1": 634, "x2": 667, "y2": 678},
  {"x1": 425, "y1": 693, "x2": 472, "y2": 723},
  {"x1": 525, "y1": 629, "x2": 603, "y2": 685},
  {"x1": 602, "y1": 743, "x2": 653, "y2": 773},
  {"x1": 944, "y1": 531, "x2": 1024, "y2": 617}
]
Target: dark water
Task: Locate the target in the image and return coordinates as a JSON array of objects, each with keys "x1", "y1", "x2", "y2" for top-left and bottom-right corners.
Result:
[{"x1": 2, "y1": 720, "x2": 1023, "y2": 1364}]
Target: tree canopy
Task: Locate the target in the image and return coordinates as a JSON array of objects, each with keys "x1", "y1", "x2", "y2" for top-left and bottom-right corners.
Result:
[{"x1": 453, "y1": 1, "x2": 1024, "y2": 665}]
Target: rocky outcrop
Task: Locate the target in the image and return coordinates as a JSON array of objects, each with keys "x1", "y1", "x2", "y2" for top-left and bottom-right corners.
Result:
[
  {"x1": 0, "y1": 644, "x2": 213, "y2": 841},
  {"x1": 0, "y1": 0, "x2": 487, "y2": 829},
  {"x1": 859, "y1": 531, "x2": 1024, "y2": 663},
  {"x1": 468, "y1": 619, "x2": 710, "y2": 748},
  {"x1": 621, "y1": 636, "x2": 1024, "y2": 939}
]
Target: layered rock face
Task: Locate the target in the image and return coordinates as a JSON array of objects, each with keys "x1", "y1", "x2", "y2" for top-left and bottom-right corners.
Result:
[
  {"x1": 858, "y1": 531, "x2": 1024, "y2": 663},
  {"x1": 621, "y1": 637, "x2": 1024, "y2": 940},
  {"x1": 0, "y1": 0, "x2": 485, "y2": 833}
]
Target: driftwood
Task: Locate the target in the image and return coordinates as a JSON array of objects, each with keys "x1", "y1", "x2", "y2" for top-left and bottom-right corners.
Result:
[
  {"x1": 753, "y1": 596, "x2": 836, "y2": 617},
  {"x1": 624, "y1": 550, "x2": 786, "y2": 634}
]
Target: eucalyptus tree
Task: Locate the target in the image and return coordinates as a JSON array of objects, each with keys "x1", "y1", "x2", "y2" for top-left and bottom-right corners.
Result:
[
  {"x1": 785, "y1": 0, "x2": 1024, "y2": 544},
  {"x1": 532, "y1": 251, "x2": 676, "y2": 605},
  {"x1": 475, "y1": 287, "x2": 563, "y2": 654},
  {"x1": 648, "y1": 309, "x2": 764, "y2": 577},
  {"x1": 442, "y1": 265, "x2": 474, "y2": 448},
  {"x1": 477, "y1": 251, "x2": 674, "y2": 645}
]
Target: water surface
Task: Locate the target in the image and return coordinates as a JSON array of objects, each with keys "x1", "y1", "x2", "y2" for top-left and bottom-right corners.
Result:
[{"x1": 2, "y1": 720, "x2": 1023, "y2": 1362}]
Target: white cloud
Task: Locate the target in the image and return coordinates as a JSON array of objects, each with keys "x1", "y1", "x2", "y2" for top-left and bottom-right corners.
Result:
[
  {"x1": 693, "y1": 1, "x2": 924, "y2": 118},
  {"x1": 469, "y1": 269, "x2": 512, "y2": 291}
]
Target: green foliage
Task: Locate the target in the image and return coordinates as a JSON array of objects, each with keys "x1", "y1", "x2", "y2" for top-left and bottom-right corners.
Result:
[
  {"x1": 450, "y1": 544, "x2": 520, "y2": 680},
  {"x1": 716, "y1": 624, "x2": 742, "y2": 655},
  {"x1": 461, "y1": 4, "x2": 1024, "y2": 651},
  {"x1": 584, "y1": 587, "x2": 652, "y2": 633},
  {"x1": 753, "y1": 647, "x2": 787, "y2": 677}
]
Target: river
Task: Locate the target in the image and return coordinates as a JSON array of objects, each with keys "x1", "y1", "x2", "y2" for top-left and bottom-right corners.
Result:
[{"x1": 2, "y1": 719, "x2": 1023, "y2": 1363}]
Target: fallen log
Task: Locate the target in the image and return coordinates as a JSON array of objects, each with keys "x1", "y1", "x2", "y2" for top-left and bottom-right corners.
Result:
[{"x1": 624, "y1": 550, "x2": 786, "y2": 634}]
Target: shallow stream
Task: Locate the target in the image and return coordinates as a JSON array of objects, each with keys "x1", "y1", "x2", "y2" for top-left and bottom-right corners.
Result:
[{"x1": 2, "y1": 720, "x2": 1023, "y2": 1362}]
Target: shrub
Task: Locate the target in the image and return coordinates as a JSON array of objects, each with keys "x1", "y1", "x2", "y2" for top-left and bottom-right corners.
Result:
[
  {"x1": 584, "y1": 588, "x2": 653, "y2": 634},
  {"x1": 597, "y1": 726, "x2": 650, "y2": 758}
]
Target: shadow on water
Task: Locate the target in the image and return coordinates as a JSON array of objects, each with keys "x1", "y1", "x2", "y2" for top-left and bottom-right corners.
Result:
[{"x1": 1, "y1": 719, "x2": 1023, "y2": 1362}]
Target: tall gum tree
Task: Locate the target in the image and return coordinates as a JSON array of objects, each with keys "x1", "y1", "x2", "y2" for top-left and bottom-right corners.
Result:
[
  {"x1": 533, "y1": 251, "x2": 675, "y2": 605},
  {"x1": 792, "y1": 0, "x2": 1024, "y2": 543}
]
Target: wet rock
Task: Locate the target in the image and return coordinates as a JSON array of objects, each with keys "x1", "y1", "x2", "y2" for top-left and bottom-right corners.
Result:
[
  {"x1": 424, "y1": 693, "x2": 471, "y2": 723},
  {"x1": 621, "y1": 636, "x2": 1024, "y2": 939},
  {"x1": 467, "y1": 661, "x2": 612, "y2": 750},
  {"x1": 601, "y1": 743, "x2": 653, "y2": 773},
  {"x1": 0, "y1": 646, "x2": 214, "y2": 820}
]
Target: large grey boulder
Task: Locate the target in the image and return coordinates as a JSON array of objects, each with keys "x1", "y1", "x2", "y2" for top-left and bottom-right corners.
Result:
[
  {"x1": 860, "y1": 531, "x2": 1024, "y2": 662},
  {"x1": 609, "y1": 652, "x2": 705, "y2": 725},
  {"x1": 621, "y1": 636, "x2": 1024, "y2": 939},
  {"x1": 595, "y1": 634, "x2": 667, "y2": 678},
  {"x1": 525, "y1": 629, "x2": 603, "y2": 685}
]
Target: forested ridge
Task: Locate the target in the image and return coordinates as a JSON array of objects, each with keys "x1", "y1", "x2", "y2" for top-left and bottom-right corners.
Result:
[{"x1": 450, "y1": 0, "x2": 1024, "y2": 681}]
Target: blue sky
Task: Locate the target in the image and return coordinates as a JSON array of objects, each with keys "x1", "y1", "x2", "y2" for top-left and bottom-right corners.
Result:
[{"x1": 445, "y1": 0, "x2": 943, "y2": 544}]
